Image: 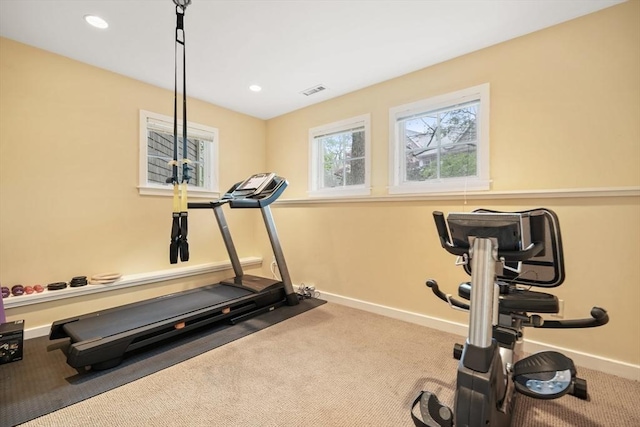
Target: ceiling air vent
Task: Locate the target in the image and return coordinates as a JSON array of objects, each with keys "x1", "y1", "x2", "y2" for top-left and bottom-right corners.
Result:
[{"x1": 301, "y1": 84, "x2": 327, "y2": 96}]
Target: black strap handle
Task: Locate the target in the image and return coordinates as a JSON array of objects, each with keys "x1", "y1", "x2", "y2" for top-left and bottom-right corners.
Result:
[{"x1": 168, "y1": 2, "x2": 191, "y2": 264}]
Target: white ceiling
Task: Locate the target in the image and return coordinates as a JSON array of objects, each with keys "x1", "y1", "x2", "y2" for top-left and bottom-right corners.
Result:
[{"x1": 0, "y1": 0, "x2": 624, "y2": 120}]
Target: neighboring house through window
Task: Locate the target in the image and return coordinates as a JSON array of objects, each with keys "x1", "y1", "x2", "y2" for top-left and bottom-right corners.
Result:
[
  {"x1": 309, "y1": 114, "x2": 371, "y2": 197},
  {"x1": 389, "y1": 84, "x2": 490, "y2": 194},
  {"x1": 139, "y1": 110, "x2": 219, "y2": 197}
]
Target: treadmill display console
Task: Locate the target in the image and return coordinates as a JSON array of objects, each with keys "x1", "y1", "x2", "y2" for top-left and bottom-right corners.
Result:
[{"x1": 235, "y1": 173, "x2": 276, "y2": 197}]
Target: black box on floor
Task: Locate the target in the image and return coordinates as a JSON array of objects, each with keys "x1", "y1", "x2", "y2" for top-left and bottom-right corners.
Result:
[{"x1": 0, "y1": 319, "x2": 24, "y2": 364}]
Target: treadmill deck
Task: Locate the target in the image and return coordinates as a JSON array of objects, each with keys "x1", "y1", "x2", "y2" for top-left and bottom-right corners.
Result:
[{"x1": 62, "y1": 284, "x2": 253, "y2": 342}]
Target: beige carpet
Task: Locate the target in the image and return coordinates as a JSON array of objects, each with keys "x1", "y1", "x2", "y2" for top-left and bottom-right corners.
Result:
[{"x1": 21, "y1": 302, "x2": 640, "y2": 426}]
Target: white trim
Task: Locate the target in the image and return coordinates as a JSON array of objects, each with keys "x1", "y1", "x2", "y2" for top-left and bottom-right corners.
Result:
[
  {"x1": 308, "y1": 113, "x2": 371, "y2": 197},
  {"x1": 319, "y1": 290, "x2": 640, "y2": 381},
  {"x1": 23, "y1": 324, "x2": 54, "y2": 340},
  {"x1": 3, "y1": 257, "x2": 262, "y2": 309},
  {"x1": 388, "y1": 178, "x2": 492, "y2": 195},
  {"x1": 320, "y1": 290, "x2": 467, "y2": 337},
  {"x1": 307, "y1": 185, "x2": 372, "y2": 198},
  {"x1": 137, "y1": 184, "x2": 221, "y2": 199},
  {"x1": 139, "y1": 110, "x2": 219, "y2": 196},
  {"x1": 389, "y1": 83, "x2": 490, "y2": 194},
  {"x1": 275, "y1": 186, "x2": 640, "y2": 206}
]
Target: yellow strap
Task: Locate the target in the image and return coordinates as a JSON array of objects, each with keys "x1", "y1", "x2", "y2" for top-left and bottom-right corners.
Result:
[
  {"x1": 180, "y1": 182, "x2": 188, "y2": 212},
  {"x1": 173, "y1": 183, "x2": 180, "y2": 212}
]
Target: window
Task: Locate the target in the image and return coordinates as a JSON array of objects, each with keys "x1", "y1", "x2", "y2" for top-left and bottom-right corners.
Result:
[
  {"x1": 139, "y1": 110, "x2": 219, "y2": 197},
  {"x1": 309, "y1": 114, "x2": 371, "y2": 197},
  {"x1": 389, "y1": 84, "x2": 490, "y2": 194}
]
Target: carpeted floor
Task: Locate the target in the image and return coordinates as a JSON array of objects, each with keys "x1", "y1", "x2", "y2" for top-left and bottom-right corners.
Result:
[
  {"x1": 4, "y1": 301, "x2": 640, "y2": 426},
  {"x1": 0, "y1": 298, "x2": 325, "y2": 427}
]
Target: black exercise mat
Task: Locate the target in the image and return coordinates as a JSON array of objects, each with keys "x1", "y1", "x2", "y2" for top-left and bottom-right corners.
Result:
[{"x1": 0, "y1": 297, "x2": 326, "y2": 427}]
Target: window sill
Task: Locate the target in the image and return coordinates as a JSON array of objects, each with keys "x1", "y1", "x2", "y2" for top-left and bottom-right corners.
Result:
[
  {"x1": 2, "y1": 257, "x2": 262, "y2": 309},
  {"x1": 308, "y1": 186, "x2": 371, "y2": 198},
  {"x1": 388, "y1": 179, "x2": 491, "y2": 195},
  {"x1": 138, "y1": 185, "x2": 220, "y2": 199}
]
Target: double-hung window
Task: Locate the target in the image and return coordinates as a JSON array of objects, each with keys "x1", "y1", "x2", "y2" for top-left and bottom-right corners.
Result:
[
  {"x1": 389, "y1": 84, "x2": 490, "y2": 194},
  {"x1": 139, "y1": 110, "x2": 219, "y2": 197},
  {"x1": 309, "y1": 114, "x2": 371, "y2": 197}
]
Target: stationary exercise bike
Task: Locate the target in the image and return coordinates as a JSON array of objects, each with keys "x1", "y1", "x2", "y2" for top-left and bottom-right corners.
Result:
[{"x1": 411, "y1": 208, "x2": 609, "y2": 427}]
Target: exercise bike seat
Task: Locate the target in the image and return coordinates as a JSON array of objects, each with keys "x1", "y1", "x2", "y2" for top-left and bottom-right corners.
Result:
[{"x1": 458, "y1": 282, "x2": 560, "y2": 314}]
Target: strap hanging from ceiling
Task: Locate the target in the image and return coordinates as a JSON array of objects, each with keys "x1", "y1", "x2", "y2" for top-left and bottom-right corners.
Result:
[{"x1": 167, "y1": 0, "x2": 192, "y2": 264}]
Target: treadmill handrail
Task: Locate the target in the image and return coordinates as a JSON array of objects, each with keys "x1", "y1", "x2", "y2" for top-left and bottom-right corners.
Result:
[{"x1": 188, "y1": 199, "x2": 231, "y2": 209}]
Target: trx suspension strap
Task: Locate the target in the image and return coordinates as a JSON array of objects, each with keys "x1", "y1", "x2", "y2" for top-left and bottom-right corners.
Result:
[{"x1": 167, "y1": 0, "x2": 192, "y2": 264}]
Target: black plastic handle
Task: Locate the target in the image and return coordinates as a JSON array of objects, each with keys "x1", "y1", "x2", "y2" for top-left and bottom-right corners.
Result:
[
  {"x1": 537, "y1": 307, "x2": 609, "y2": 329},
  {"x1": 433, "y1": 212, "x2": 450, "y2": 249},
  {"x1": 188, "y1": 199, "x2": 231, "y2": 209},
  {"x1": 426, "y1": 279, "x2": 469, "y2": 311}
]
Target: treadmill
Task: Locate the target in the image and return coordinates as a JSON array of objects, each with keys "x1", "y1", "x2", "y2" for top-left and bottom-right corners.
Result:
[{"x1": 50, "y1": 173, "x2": 299, "y2": 370}]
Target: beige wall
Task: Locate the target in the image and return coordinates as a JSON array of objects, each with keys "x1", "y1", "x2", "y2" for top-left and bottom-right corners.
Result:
[
  {"x1": 0, "y1": 38, "x2": 267, "y2": 324},
  {"x1": 264, "y1": 1, "x2": 640, "y2": 365},
  {"x1": 267, "y1": 2, "x2": 639, "y2": 197},
  {"x1": 0, "y1": 2, "x2": 638, "y2": 368}
]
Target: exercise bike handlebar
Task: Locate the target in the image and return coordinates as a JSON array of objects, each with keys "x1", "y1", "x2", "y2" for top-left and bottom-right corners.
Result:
[
  {"x1": 426, "y1": 279, "x2": 469, "y2": 311},
  {"x1": 427, "y1": 278, "x2": 609, "y2": 329},
  {"x1": 537, "y1": 307, "x2": 609, "y2": 329}
]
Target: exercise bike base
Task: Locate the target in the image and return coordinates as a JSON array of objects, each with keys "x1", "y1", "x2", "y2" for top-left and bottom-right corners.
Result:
[{"x1": 411, "y1": 391, "x2": 452, "y2": 427}]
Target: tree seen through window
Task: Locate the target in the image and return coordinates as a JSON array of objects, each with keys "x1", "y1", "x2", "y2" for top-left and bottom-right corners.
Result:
[
  {"x1": 319, "y1": 128, "x2": 365, "y2": 188},
  {"x1": 402, "y1": 102, "x2": 478, "y2": 182}
]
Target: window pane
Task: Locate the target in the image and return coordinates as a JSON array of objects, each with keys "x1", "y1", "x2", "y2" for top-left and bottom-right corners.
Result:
[
  {"x1": 402, "y1": 115, "x2": 438, "y2": 182},
  {"x1": 309, "y1": 114, "x2": 369, "y2": 195},
  {"x1": 404, "y1": 115, "x2": 438, "y2": 151},
  {"x1": 148, "y1": 130, "x2": 210, "y2": 188},
  {"x1": 348, "y1": 130, "x2": 365, "y2": 159},
  {"x1": 390, "y1": 84, "x2": 489, "y2": 194},
  {"x1": 147, "y1": 131, "x2": 174, "y2": 185},
  {"x1": 401, "y1": 102, "x2": 479, "y2": 182},
  {"x1": 440, "y1": 145, "x2": 477, "y2": 178},
  {"x1": 321, "y1": 138, "x2": 341, "y2": 188},
  {"x1": 439, "y1": 105, "x2": 477, "y2": 147},
  {"x1": 323, "y1": 163, "x2": 342, "y2": 188},
  {"x1": 319, "y1": 132, "x2": 349, "y2": 188},
  {"x1": 346, "y1": 158, "x2": 365, "y2": 185},
  {"x1": 406, "y1": 159, "x2": 436, "y2": 181}
]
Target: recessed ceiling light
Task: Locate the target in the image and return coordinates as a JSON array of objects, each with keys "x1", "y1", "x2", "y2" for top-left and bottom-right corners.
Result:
[
  {"x1": 84, "y1": 15, "x2": 109, "y2": 29},
  {"x1": 249, "y1": 85, "x2": 262, "y2": 92}
]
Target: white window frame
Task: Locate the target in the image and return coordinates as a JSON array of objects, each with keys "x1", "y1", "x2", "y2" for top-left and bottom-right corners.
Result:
[
  {"x1": 388, "y1": 84, "x2": 490, "y2": 194},
  {"x1": 308, "y1": 114, "x2": 371, "y2": 198},
  {"x1": 138, "y1": 110, "x2": 219, "y2": 198}
]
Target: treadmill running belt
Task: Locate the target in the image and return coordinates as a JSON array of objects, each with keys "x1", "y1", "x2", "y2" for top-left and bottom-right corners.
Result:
[{"x1": 63, "y1": 284, "x2": 253, "y2": 341}]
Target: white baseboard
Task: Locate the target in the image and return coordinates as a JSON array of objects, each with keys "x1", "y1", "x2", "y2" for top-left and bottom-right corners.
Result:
[
  {"x1": 319, "y1": 290, "x2": 640, "y2": 382},
  {"x1": 24, "y1": 324, "x2": 51, "y2": 340}
]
